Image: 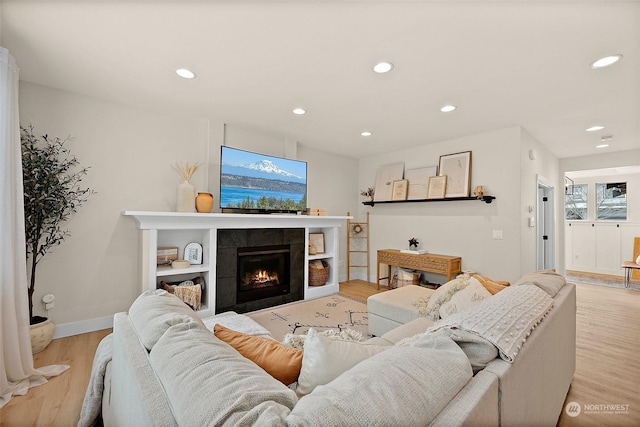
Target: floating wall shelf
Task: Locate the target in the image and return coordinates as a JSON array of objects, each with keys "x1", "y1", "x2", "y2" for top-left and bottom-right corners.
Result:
[{"x1": 362, "y1": 196, "x2": 496, "y2": 206}]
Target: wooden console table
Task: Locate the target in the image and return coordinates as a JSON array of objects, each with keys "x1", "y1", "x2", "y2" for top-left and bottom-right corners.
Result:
[{"x1": 376, "y1": 249, "x2": 462, "y2": 290}]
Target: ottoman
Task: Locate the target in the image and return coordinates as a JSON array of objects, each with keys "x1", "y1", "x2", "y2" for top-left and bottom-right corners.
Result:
[{"x1": 367, "y1": 285, "x2": 435, "y2": 336}]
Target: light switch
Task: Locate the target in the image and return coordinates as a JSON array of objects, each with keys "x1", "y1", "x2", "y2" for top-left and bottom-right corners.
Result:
[{"x1": 492, "y1": 230, "x2": 503, "y2": 240}]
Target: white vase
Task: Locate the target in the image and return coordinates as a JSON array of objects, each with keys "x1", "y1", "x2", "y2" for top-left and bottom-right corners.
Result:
[{"x1": 176, "y1": 180, "x2": 195, "y2": 212}]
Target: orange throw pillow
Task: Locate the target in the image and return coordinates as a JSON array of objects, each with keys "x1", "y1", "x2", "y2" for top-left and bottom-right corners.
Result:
[
  {"x1": 472, "y1": 274, "x2": 509, "y2": 295},
  {"x1": 213, "y1": 324, "x2": 302, "y2": 385}
]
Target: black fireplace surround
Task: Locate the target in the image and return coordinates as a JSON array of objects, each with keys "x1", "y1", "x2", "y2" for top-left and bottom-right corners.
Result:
[{"x1": 216, "y1": 228, "x2": 305, "y2": 313}]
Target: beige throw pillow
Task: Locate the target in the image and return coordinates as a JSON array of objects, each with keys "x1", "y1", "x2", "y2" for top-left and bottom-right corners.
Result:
[{"x1": 297, "y1": 328, "x2": 389, "y2": 395}]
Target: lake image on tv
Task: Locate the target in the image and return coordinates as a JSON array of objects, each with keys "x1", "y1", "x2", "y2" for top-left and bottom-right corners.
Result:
[
  {"x1": 220, "y1": 148, "x2": 307, "y2": 211},
  {"x1": 220, "y1": 186, "x2": 304, "y2": 207}
]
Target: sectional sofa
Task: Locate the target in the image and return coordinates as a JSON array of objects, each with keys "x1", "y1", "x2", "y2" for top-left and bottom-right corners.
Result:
[{"x1": 93, "y1": 270, "x2": 575, "y2": 426}]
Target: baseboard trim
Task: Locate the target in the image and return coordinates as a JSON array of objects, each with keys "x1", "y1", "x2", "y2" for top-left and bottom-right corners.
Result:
[{"x1": 53, "y1": 315, "x2": 114, "y2": 339}]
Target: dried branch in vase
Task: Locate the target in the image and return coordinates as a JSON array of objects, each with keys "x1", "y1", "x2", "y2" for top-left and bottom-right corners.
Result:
[{"x1": 173, "y1": 161, "x2": 201, "y2": 181}]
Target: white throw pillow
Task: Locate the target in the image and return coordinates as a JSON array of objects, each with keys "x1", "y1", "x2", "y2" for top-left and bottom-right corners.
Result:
[
  {"x1": 422, "y1": 275, "x2": 471, "y2": 319},
  {"x1": 296, "y1": 328, "x2": 389, "y2": 395},
  {"x1": 439, "y1": 280, "x2": 492, "y2": 319}
]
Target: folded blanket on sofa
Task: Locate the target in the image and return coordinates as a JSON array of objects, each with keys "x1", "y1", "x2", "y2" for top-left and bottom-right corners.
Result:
[{"x1": 428, "y1": 284, "x2": 553, "y2": 362}]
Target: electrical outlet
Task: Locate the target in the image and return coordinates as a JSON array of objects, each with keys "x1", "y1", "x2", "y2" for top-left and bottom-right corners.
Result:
[{"x1": 492, "y1": 230, "x2": 503, "y2": 240}]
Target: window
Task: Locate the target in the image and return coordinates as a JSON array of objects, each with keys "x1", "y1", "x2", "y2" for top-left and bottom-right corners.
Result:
[
  {"x1": 565, "y1": 184, "x2": 587, "y2": 220},
  {"x1": 596, "y1": 182, "x2": 627, "y2": 220}
]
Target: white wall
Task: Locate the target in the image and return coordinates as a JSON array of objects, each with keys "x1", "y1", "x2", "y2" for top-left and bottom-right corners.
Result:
[
  {"x1": 358, "y1": 126, "x2": 529, "y2": 284},
  {"x1": 19, "y1": 82, "x2": 358, "y2": 336},
  {"x1": 519, "y1": 128, "x2": 561, "y2": 274},
  {"x1": 19, "y1": 82, "x2": 208, "y2": 334}
]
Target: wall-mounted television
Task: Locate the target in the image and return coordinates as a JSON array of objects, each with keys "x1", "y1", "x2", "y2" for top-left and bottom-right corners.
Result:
[{"x1": 220, "y1": 146, "x2": 307, "y2": 214}]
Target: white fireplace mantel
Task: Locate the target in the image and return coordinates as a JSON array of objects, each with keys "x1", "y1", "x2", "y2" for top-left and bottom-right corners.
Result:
[
  {"x1": 122, "y1": 211, "x2": 350, "y2": 230},
  {"x1": 122, "y1": 211, "x2": 351, "y2": 317}
]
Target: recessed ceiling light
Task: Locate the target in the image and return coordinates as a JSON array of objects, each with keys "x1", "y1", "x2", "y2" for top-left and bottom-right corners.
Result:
[
  {"x1": 591, "y1": 54, "x2": 623, "y2": 69},
  {"x1": 361, "y1": 131, "x2": 372, "y2": 137},
  {"x1": 585, "y1": 125, "x2": 605, "y2": 132},
  {"x1": 176, "y1": 68, "x2": 196, "y2": 79},
  {"x1": 292, "y1": 108, "x2": 306, "y2": 115},
  {"x1": 440, "y1": 105, "x2": 457, "y2": 113},
  {"x1": 596, "y1": 144, "x2": 610, "y2": 149},
  {"x1": 373, "y1": 62, "x2": 394, "y2": 74}
]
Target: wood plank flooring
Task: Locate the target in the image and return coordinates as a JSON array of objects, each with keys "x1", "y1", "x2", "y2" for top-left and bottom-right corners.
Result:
[{"x1": 1, "y1": 279, "x2": 637, "y2": 426}]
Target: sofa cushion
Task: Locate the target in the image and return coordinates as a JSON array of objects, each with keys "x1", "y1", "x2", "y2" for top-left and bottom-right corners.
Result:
[
  {"x1": 514, "y1": 269, "x2": 566, "y2": 297},
  {"x1": 214, "y1": 324, "x2": 302, "y2": 385},
  {"x1": 296, "y1": 328, "x2": 390, "y2": 395},
  {"x1": 128, "y1": 289, "x2": 205, "y2": 351},
  {"x1": 149, "y1": 321, "x2": 297, "y2": 426},
  {"x1": 439, "y1": 280, "x2": 492, "y2": 319},
  {"x1": 368, "y1": 285, "x2": 434, "y2": 325},
  {"x1": 287, "y1": 336, "x2": 472, "y2": 426}
]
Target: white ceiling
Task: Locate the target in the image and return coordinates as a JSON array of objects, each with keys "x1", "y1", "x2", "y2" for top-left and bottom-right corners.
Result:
[{"x1": 1, "y1": 0, "x2": 639, "y2": 160}]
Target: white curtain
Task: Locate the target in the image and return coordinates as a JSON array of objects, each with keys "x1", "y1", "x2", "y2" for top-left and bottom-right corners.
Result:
[{"x1": 0, "y1": 47, "x2": 69, "y2": 410}]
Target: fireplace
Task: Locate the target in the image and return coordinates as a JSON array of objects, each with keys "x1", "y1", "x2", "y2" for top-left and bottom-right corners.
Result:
[
  {"x1": 216, "y1": 228, "x2": 304, "y2": 313},
  {"x1": 237, "y1": 245, "x2": 290, "y2": 303}
]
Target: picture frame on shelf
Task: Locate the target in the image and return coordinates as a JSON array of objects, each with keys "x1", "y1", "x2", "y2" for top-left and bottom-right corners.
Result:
[
  {"x1": 373, "y1": 162, "x2": 405, "y2": 202},
  {"x1": 438, "y1": 151, "x2": 472, "y2": 198},
  {"x1": 391, "y1": 179, "x2": 409, "y2": 201},
  {"x1": 157, "y1": 246, "x2": 179, "y2": 266},
  {"x1": 406, "y1": 166, "x2": 437, "y2": 200},
  {"x1": 184, "y1": 242, "x2": 203, "y2": 264},
  {"x1": 309, "y1": 232, "x2": 325, "y2": 254},
  {"x1": 427, "y1": 175, "x2": 447, "y2": 199}
]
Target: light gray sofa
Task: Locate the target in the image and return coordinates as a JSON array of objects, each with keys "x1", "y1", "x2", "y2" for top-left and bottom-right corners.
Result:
[{"x1": 100, "y1": 271, "x2": 576, "y2": 426}]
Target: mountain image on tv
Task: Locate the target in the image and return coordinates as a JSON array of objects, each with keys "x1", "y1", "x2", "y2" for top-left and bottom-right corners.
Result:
[{"x1": 220, "y1": 147, "x2": 307, "y2": 211}]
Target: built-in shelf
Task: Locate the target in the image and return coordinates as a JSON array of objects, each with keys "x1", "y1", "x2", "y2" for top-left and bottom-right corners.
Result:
[
  {"x1": 122, "y1": 211, "x2": 351, "y2": 317},
  {"x1": 363, "y1": 196, "x2": 495, "y2": 206}
]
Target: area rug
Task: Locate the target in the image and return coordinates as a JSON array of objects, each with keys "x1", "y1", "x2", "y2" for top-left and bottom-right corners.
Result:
[{"x1": 247, "y1": 294, "x2": 370, "y2": 341}]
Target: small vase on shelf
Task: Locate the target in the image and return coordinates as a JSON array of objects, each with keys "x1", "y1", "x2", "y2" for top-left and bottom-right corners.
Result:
[
  {"x1": 176, "y1": 180, "x2": 196, "y2": 212},
  {"x1": 195, "y1": 192, "x2": 213, "y2": 213}
]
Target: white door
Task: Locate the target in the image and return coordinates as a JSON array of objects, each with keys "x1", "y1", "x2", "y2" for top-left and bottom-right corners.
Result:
[{"x1": 537, "y1": 180, "x2": 555, "y2": 270}]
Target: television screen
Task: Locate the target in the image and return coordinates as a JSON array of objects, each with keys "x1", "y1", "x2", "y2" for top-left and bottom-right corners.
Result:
[{"x1": 220, "y1": 146, "x2": 307, "y2": 213}]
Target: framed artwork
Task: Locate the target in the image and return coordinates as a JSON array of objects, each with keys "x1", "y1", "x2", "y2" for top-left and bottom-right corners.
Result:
[
  {"x1": 157, "y1": 247, "x2": 179, "y2": 266},
  {"x1": 309, "y1": 232, "x2": 325, "y2": 254},
  {"x1": 427, "y1": 175, "x2": 447, "y2": 199},
  {"x1": 391, "y1": 179, "x2": 409, "y2": 201},
  {"x1": 184, "y1": 242, "x2": 203, "y2": 264},
  {"x1": 406, "y1": 166, "x2": 437, "y2": 200},
  {"x1": 373, "y1": 162, "x2": 405, "y2": 201},
  {"x1": 438, "y1": 151, "x2": 472, "y2": 198}
]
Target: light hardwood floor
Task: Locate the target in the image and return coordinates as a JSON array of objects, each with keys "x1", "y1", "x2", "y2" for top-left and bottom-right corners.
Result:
[{"x1": 1, "y1": 279, "x2": 637, "y2": 426}]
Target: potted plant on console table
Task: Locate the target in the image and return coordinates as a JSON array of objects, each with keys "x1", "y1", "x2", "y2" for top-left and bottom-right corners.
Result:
[{"x1": 21, "y1": 125, "x2": 94, "y2": 353}]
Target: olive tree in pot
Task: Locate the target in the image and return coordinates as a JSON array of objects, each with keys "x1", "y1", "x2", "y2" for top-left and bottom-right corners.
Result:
[{"x1": 21, "y1": 125, "x2": 93, "y2": 353}]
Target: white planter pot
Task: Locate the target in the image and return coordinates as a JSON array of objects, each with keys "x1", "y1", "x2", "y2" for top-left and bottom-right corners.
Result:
[{"x1": 30, "y1": 317, "x2": 55, "y2": 354}]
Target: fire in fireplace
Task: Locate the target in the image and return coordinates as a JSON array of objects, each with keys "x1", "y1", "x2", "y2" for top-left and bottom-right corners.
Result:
[{"x1": 237, "y1": 245, "x2": 290, "y2": 303}]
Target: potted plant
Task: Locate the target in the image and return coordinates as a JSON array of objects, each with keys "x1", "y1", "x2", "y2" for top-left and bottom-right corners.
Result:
[
  {"x1": 360, "y1": 187, "x2": 375, "y2": 202},
  {"x1": 21, "y1": 125, "x2": 93, "y2": 353}
]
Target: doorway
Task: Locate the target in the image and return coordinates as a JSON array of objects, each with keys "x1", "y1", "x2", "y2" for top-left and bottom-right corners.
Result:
[{"x1": 537, "y1": 177, "x2": 555, "y2": 270}]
